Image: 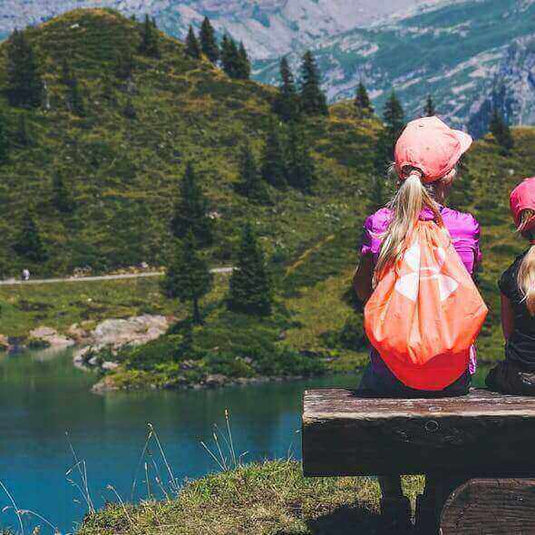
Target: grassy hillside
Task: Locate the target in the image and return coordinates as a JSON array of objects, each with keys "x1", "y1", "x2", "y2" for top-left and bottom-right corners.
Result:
[
  {"x1": 0, "y1": 8, "x2": 379, "y2": 277},
  {"x1": 77, "y1": 460, "x2": 423, "y2": 535}
]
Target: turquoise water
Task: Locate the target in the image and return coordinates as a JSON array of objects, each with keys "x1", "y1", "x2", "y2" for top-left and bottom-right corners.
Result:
[{"x1": 0, "y1": 349, "x2": 358, "y2": 533}]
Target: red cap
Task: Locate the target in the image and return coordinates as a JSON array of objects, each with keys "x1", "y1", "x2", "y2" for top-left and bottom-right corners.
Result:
[
  {"x1": 510, "y1": 177, "x2": 535, "y2": 231},
  {"x1": 394, "y1": 116, "x2": 473, "y2": 183}
]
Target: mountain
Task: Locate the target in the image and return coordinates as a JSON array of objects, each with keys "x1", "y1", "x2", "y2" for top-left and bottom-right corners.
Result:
[
  {"x1": 0, "y1": 8, "x2": 380, "y2": 277},
  {"x1": 0, "y1": 0, "x2": 445, "y2": 59},
  {"x1": 255, "y1": 0, "x2": 535, "y2": 131}
]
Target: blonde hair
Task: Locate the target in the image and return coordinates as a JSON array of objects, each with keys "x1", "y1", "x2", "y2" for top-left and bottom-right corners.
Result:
[
  {"x1": 517, "y1": 209, "x2": 535, "y2": 315},
  {"x1": 374, "y1": 166, "x2": 456, "y2": 282}
]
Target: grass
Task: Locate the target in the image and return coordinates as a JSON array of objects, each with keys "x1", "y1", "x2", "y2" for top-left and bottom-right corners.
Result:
[
  {"x1": 0, "y1": 273, "x2": 230, "y2": 338},
  {"x1": 77, "y1": 460, "x2": 424, "y2": 535}
]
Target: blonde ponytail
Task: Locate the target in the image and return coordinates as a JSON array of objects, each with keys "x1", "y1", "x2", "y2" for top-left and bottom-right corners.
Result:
[
  {"x1": 517, "y1": 209, "x2": 535, "y2": 315},
  {"x1": 375, "y1": 168, "x2": 444, "y2": 282}
]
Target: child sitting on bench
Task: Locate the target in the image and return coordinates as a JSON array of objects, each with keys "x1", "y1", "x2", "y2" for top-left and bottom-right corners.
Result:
[
  {"x1": 353, "y1": 116, "x2": 487, "y2": 530},
  {"x1": 487, "y1": 177, "x2": 535, "y2": 395}
]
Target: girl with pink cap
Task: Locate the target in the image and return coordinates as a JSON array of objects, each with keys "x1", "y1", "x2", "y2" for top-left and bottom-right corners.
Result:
[
  {"x1": 486, "y1": 177, "x2": 535, "y2": 395},
  {"x1": 353, "y1": 116, "x2": 486, "y2": 530}
]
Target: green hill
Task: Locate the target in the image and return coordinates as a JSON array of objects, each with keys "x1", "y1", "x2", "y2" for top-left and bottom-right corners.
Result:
[
  {"x1": 1, "y1": 8, "x2": 535, "y2": 384},
  {"x1": 0, "y1": 8, "x2": 379, "y2": 277}
]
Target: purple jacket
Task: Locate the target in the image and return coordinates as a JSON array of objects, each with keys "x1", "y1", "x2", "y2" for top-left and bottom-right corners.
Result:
[{"x1": 361, "y1": 205, "x2": 482, "y2": 374}]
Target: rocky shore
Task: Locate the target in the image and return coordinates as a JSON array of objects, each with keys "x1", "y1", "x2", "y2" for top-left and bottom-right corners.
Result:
[{"x1": 90, "y1": 371, "x2": 308, "y2": 394}]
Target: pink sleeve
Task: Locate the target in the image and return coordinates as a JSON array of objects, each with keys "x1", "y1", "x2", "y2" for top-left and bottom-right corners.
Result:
[
  {"x1": 474, "y1": 218, "x2": 482, "y2": 268},
  {"x1": 450, "y1": 213, "x2": 481, "y2": 276}
]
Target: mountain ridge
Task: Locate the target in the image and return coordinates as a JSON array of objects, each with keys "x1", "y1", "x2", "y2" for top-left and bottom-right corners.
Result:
[{"x1": 0, "y1": 0, "x2": 447, "y2": 59}]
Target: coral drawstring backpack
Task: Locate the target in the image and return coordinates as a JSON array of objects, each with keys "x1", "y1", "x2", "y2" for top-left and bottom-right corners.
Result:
[{"x1": 364, "y1": 220, "x2": 488, "y2": 390}]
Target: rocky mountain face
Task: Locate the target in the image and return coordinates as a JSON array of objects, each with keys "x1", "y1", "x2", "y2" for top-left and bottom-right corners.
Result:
[
  {"x1": 0, "y1": 0, "x2": 443, "y2": 59},
  {"x1": 468, "y1": 35, "x2": 535, "y2": 137},
  {"x1": 254, "y1": 0, "x2": 535, "y2": 132}
]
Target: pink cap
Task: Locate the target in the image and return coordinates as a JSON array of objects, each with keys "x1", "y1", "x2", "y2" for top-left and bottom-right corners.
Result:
[
  {"x1": 394, "y1": 116, "x2": 473, "y2": 183},
  {"x1": 510, "y1": 177, "x2": 535, "y2": 231}
]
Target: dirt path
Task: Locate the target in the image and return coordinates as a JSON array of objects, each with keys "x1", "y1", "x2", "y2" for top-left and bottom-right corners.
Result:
[{"x1": 0, "y1": 267, "x2": 234, "y2": 286}]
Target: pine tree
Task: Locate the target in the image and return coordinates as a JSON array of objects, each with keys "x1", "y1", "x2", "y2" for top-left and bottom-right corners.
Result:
[
  {"x1": 489, "y1": 108, "x2": 514, "y2": 154},
  {"x1": 227, "y1": 223, "x2": 272, "y2": 316},
  {"x1": 383, "y1": 91, "x2": 405, "y2": 136},
  {"x1": 285, "y1": 122, "x2": 315, "y2": 192},
  {"x1": 273, "y1": 57, "x2": 300, "y2": 122},
  {"x1": 235, "y1": 143, "x2": 269, "y2": 203},
  {"x1": 374, "y1": 91, "x2": 405, "y2": 174},
  {"x1": 13, "y1": 211, "x2": 48, "y2": 263},
  {"x1": 221, "y1": 35, "x2": 240, "y2": 79},
  {"x1": 68, "y1": 76, "x2": 85, "y2": 116},
  {"x1": 368, "y1": 176, "x2": 386, "y2": 212},
  {"x1": 170, "y1": 162, "x2": 213, "y2": 247},
  {"x1": 236, "y1": 41, "x2": 251, "y2": 80},
  {"x1": 299, "y1": 51, "x2": 328, "y2": 116},
  {"x1": 59, "y1": 59, "x2": 85, "y2": 116},
  {"x1": 15, "y1": 114, "x2": 34, "y2": 147},
  {"x1": 52, "y1": 172, "x2": 75, "y2": 213},
  {"x1": 261, "y1": 121, "x2": 287, "y2": 188},
  {"x1": 139, "y1": 14, "x2": 160, "y2": 57},
  {"x1": 115, "y1": 50, "x2": 134, "y2": 80},
  {"x1": 424, "y1": 95, "x2": 436, "y2": 117},
  {"x1": 60, "y1": 58, "x2": 74, "y2": 86},
  {"x1": 0, "y1": 113, "x2": 9, "y2": 165},
  {"x1": 6, "y1": 29, "x2": 43, "y2": 108},
  {"x1": 185, "y1": 25, "x2": 201, "y2": 59},
  {"x1": 123, "y1": 97, "x2": 137, "y2": 119},
  {"x1": 199, "y1": 17, "x2": 219, "y2": 63},
  {"x1": 101, "y1": 73, "x2": 117, "y2": 104},
  {"x1": 163, "y1": 231, "x2": 213, "y2": 324},
  {"x1": 448, "y1": 155, "x2": 474, "y2": 211},
  {"x1": 354, "y1": 81, "x2": 373, "y2": 115}
]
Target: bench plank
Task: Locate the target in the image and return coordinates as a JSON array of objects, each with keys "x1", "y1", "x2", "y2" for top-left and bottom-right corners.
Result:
[
  {"x1": 303, "y1": 388, "x2": 535, "y2": 477},
  {"x1": 441, "y1": 479, "x2": 535, "y2": 534}
]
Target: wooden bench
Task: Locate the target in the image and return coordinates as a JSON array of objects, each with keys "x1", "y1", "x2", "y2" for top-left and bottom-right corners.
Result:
[{"x1": 302, "y1": 388, "x2": 535, "y2": 533}]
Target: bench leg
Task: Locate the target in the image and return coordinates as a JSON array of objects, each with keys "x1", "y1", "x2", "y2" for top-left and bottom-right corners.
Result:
[{"x1": 415, "y1": 474, "x2": 468, "y2": 534}]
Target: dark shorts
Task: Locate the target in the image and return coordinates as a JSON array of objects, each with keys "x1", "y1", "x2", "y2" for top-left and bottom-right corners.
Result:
[{"x1": 358, "y1": 362, "x2": 471, "y2": 398}]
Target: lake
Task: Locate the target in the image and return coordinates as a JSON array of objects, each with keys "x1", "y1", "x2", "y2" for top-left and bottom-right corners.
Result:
[
  {"x1": 0, "y1": 348, "x2": 491, "y2": 534},
  {"x1": 0, "y1": 348, "x2": 359, "y2": 533}
]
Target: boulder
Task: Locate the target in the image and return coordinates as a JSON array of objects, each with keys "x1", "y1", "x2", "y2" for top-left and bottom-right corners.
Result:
[
  {"x1": 101, "y1": 361, "x2": 119, "y2": 371},
  {"x1": 28, "y1": 327, "x2": 75, "y2": 348},
  {"x1": 67, "y1": 323, "x2": 91, "y2": 344},
  {"x1": 0, "y1": 335, "x2": 9, "y2": 352},
  {"x1": 73, "y1": 346, "x2": 93, "y2": 371},
  {"x1": 90, "y1": 315, "x2": 169, "y2": 349},
  {"x1": 204, "y1": 374, "x2": 228, "y2": 388},
  {"x1": 91, "y1": 376, "x2": 120, "y2": 394}
]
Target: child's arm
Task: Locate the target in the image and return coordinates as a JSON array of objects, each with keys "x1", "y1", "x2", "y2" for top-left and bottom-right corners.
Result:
[
  {"x1": 353, "y1": 255, "x2": 374, "y2": 303},
  {"x1": 501, "y1": 293, "x2": 515, "y2": 340}
]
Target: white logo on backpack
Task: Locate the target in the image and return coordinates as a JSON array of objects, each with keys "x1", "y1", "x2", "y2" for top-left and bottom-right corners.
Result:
[{"x1": 394, "y1": 241, "x2": 459, "y2": 302}]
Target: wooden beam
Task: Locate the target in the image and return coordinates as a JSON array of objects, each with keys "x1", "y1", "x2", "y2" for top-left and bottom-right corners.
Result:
[
  {"x1": 303, "y1": 389, "x2": 535, "y2": 477},
  {"x1": 441, "y1": 479, "x2": 535, "y2": 534}
]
